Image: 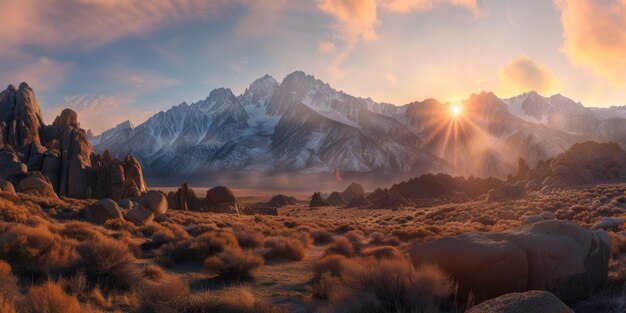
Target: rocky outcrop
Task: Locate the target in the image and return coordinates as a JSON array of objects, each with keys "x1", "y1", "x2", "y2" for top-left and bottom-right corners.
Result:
[
  {"x1": 205, "y1": 186, "x2": 240, "y2": 214},
  {"x1": 485, "y1": 184, "x2": 526, "y2": 202},
  {"x1": 409, "y1": 220, "x2": 610, "y2": 304},
  {"x1": 166, "y1": 182, "x2": 203, "y2": 211},
  {"x1": 309, "y1": 192, "x2": 328, "y2": 207},
  {"x1": 466, "y1": 291, "x2": 573, "y2": 313},
  {"x1": 342, "y1": 183, "x2": 365, "y2": 204},
  {"x1": 325, "y1": 192, "x2": 346, "y2": 206},
  {"x1": 85, "y1": 198, "x2": 123, "y2": 224},
  {"x1": 367, "y1": 188, "x2": 412, "y2": 209},
  {"x1": 0, "y1": 83, "x2": 147, "y2": 200},
  {"x1": 522, "y1": 142, "x2": 626, "y2": 191}
]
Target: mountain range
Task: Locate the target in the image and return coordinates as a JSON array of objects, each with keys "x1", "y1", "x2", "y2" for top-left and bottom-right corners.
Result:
[{"x1": 89, "y1": 71, "x2": 626, "y2": 186}]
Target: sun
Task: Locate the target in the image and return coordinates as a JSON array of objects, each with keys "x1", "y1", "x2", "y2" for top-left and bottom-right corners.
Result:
[{"x1": 451, "y1": 105, "x2": 461, "y2": 118}]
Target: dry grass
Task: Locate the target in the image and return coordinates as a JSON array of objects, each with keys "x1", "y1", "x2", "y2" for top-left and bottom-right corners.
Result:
[
  {"x1": 20, "y1": 281, "x2": 82, "y2": 313},
  {"x1": 262, "y1": 237, "x2": 306, "y2": 261},
  {"x1": 204, "y1": 245, "x2": 264, "y2": 281}
]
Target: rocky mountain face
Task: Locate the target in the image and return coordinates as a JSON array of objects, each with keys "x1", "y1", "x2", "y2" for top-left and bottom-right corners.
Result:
[
  {"x1": 0, "y1": 83, "x2": 146, "y2": 200},
  {"x1": 91, "y1": 71, "x2": 626, "y2": 182}
]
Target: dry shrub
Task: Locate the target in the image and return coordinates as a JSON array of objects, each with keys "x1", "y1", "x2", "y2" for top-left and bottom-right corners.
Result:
[
  {"x1": 103, "y1": 218, "x2": 139, "y2": 236},
  {"x1": 139, "y1": 274, "x2": 190, "y2": 313},
  {"x1": 311, "y1": 229, "x2": 334, "y2": 245},
  {"x1": 263, "y1": 237, "x2": 306, "y2": 261},
  {"x1": 609, "y1": 232, "x2": 626, "y2": 258},
  {"x1": 0, "y1": 223, "x2": 78, "y2": 274},
  {"x1": 332, "y1": 259, "x2": 454, "y2": 313},
  {"x1": 233, "y1": 224, "x2": 265, "y2": 248},
  {"x1": 312, "y1": 254, "x2": 347, "y2": 281},
  {"x1": 369, "y1": 231, "x2": 401, "y2": 246},
  {"x1": 204, "y1": 245, "x2": 263, "y2": 281},
  {"x1": 325, "y1": 236, "x2": 354, "y2": 257},
  {"x1": 21, "y1": 281, "x2": 81, "y2": 313},
  {"x1": 166, "y1": 287, "x2": 287, "y2": 313},
  {"x1": 194, "y1": 230, "x2": 239, "y2": 259},
  {"x1": 76, "y1": 234, "x2": 141, "y2": 291},
  {"x1": 0, "y1": 293, "x2": 16, "y2": 313},
  {"x1": 0, "y1": 260, "x2": 19, "y2": 300},
  {"x1": 142, "y1": 264, "x2": 166, "y2": 281},
  {"x1": 60, "y1": 221, "x2": 100, "y2": 241},
  {"x1": 360, "y1": 246, "x2": 404, "y2": 260}
]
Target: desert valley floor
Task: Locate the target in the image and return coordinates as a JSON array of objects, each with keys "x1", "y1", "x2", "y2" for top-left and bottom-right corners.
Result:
[{"x1": 0, "y1": 181, "x2": 624, "y2": 313}]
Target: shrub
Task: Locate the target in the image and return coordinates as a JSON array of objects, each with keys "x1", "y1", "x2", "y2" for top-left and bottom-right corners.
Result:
[
  {"x1": 312, "y1": 254, "x2": 347, "y2": 281},
  {"x1": 233, "y1": 224, "x2": 265, "y2": 248},
  {"x1": 60, "y1": 221, "x2": 99, "y2": 241},
  {"x1": 263, "y1": 237, "x2": 306, "y2": 261},
  {"x1": 166, "y1": 288, "x2": 287, "y2": 313},
  {"x1": 204, "y1": 246, "x2": 263, "y2": 281},
  {"x1": 76, "y1": 234, "x2": 141, "y2": 291},
  {"x1": 325, "y1": 236, "x2": 354, "y2": 257},
  {"x1": 0, "y1": 223, "x2": 78, "y2": 274},
  {"x1": 143, "y1": 264, "x2": 166, "y2": 281},
  {"x1": 332, "y1": 259, "x2": 454, "y2": 313},
  {"x1": 310, "y1": 229, "x2": 334, "y2": 245},
  {"x1": 139, "y1": 274, "x2": 190, "y2": 313},
  {"x1": 194, "y1": 230, "x2": 239, "y2": 259},
  {"x1": 0, "y1": 260, "x2": 19, "y2": 299},
  {"x1": 0, "y1": 294, "x2": 16, "y2": 313},
  {"x1": 360, "y1": 246, "x2": 404, "y2": 260},
  {"x1": 20, "y1": 281, "x2": 81, "y2": 313}
]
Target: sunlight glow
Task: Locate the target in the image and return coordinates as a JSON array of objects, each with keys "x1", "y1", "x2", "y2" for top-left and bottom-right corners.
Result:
[{"x1": 451, "y1": 105, "x2": 461, "y2": 117}]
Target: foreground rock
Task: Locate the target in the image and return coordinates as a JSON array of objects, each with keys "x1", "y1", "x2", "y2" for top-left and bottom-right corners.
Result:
[
  {"x1": 591, "y1": 217, "x2": 625, "y2": 231},
  {"x1": 86, "y1": 198, "x2": 123, "y2": 224},
  {"x1": 0, "y1": 178, "x2": 15, "y2": 194},
  {"x1": 410, "y1": 220, "x2": 610, "y2": 303},
  {"x1": 17, "y1": 172, "x2": 57, "y2": 199},
  {"x1": 205, "y1": 186, "x2": 240, "y2": 214},
  {"x1": 467, "y1": 291, "x2": 573, "y2": 313},
  {"x1": 139, "y1": 190, "x2": 168, "y2": 215},
  {"x1": 124, "y1": 205, "x2": 154, "y2": 225}
]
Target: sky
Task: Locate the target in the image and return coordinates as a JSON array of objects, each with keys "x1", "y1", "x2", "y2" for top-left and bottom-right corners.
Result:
[{"x1": 1, "y1": 0, "x2": 625, "y2": 134}]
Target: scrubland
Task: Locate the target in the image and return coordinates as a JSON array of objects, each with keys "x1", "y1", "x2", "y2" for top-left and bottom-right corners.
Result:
[{"x1": 0, "y1": 183, "x2": 625, "y2": 313}]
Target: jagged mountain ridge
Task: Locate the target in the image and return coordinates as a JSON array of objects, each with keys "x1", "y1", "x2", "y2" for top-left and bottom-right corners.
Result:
[{"x1": 90, "y1": 71, "x2": 626, "y2": 181}]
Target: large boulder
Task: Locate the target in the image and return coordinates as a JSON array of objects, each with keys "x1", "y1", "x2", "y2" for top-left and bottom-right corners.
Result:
[
  {"x1": 17, "y1": 172, "x2": 58, "y2": 199},
  {"x1": 410, "y1": 220, "x2": 610, "y2": 303},
  {"x1": 267, "y1": 194, "x2": 299, "y2": 207},
  {"x1": 124, "y1": 205, "x2": 154, "y2": 226},
  {"x1": 138, "y1": 190, "x2": 168, "y2": 215},
  {"x1": 0, "y1": 148, "x2": 27, "y2": 179},
  {"x1": 205, "y1": 186, "x2": 240, "y2": 214},
  {"x1": 342, "y1": 182, "x2": 365, "y2": 204},
  {"x1": 591, "y1": 217, "x2": 625, "y2": 231},
  {"x1": 0, "y1": 178, "x2": 15, "y2": 194},
  {"x1": 466, "y1": 291, "x2": 573, "y2": 313},
  {"x1": 486, "y1": 184, "x2": 526, "y2": 202},
  {"x1": 0, "y1": 83, "x2": 45, "y2": 147},
  {"x1": 86, "y1": 198, "x2": 123, "y2": 224}
]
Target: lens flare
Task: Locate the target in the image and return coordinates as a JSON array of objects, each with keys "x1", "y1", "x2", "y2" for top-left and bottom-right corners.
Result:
[{"x1": 451, "y1": 105, "x2": 461, "y2": 117}]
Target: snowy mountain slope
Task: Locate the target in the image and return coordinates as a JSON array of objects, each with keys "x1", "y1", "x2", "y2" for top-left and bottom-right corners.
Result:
[{"x1": 92, "y1": 71, "x2": 626, "y2": 181}]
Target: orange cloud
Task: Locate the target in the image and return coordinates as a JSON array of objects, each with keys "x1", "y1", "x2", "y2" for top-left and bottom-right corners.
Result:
[
  {"x1": 2, "y1": 57, "x2": 73, "y2": 92},
  {"x1": 319, "y1": 41, "x2": 337, "y2": 53},
  {"x1": 555, "y1": 0, "x2": 626, "y2": 85},
  {"x1": 497, "y1": 54, "x2": 561, "y2": 97},
  {"x1": 316, "y1": 0, "x2": 379, "y2": 42},
  {"x1": 380, "y1": 0, "x2": 480, "y2": 15}
]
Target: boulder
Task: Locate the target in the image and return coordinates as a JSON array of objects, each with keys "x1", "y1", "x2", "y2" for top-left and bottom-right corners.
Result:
[
  {"x1": 0, "y1": 178, "x2": 15, "y2": 194},
  {"x1": 86, "y1": 198, "x2": 123, "y2": 224},
  {"x1": 124, "y1": 205, "x2": 154, "y2": 226},
  {"x1": 309, "y1": 192, "x2": 328, "y2": 207},
  {"x1": 342, "y1": 182, "x2": 365, "y2": 203},
  {"x1": 267, "y1": 194, "x2": 298, "y2": 207},
  {"x1": 486, "y1": 184, "x2": 526, "y2": 202},
  {"x1": 17, "y1": 172, "x2": 58, "y2": 199},
  {"x1": 466, "y1": 291, "x2": 573, "y2": 313},
  {"x1": 138, "y1": 190, "x2": 168, "y2": 215},
  {"x1": 118, "y1": 199, "x2": 134, "y2": 210},
  {"x1": 0, "y1": 148, "x2": 27, "y2": 179},
  {"x1": 205, "y1": 186, "x2": 240, "y2": 214},
  {"x1": 409, "y1": 220, "x2": 610, "y2": 303},
  {"x1": 591, "y1": 217, "x2": 625, "y2": 231}
]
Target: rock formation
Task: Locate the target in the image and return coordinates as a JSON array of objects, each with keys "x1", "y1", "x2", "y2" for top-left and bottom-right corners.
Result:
[
  {"x1": 85, "y1": 198, "x2": 123, "y2": 224},
  {"x1": 410, "y1": 220, "x2": 610, "y2": 304},
  {"x1": 0, "y1": 83, "x2": 147, "y2": 200},
  {"x1": 267, "y1": 194, "x2": 298, "y2": 207},
  {"x1": 205, "y1": 186, "x2": 240, "y2": 214},
  {"x1": 342, "y1": 183, "x2": 365, "y2": 204},
  {"x1": 309, "y1": 192, "x2": 328, "y2": 207},
  {"x1": 466, "y1": 291, "x2": 573, "y2": 313},
  {"x1": 325, "y1": 192, "x2": 346, "y2": 206},
  {"x1": 166, "y1": 182, "x2": 203, "y2": 210}
]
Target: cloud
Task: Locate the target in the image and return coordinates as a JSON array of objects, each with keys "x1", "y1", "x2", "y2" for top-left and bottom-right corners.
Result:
[
  {"x1": 319, "y1": 41, "x2": 337, "y2": 53},
  {"x1": 0, "y1": 56, "x2": 73, "y2": 92},
  {"x1": 555, "y1": 0, "x2": 626, "y2": 85},
  {"x1": 386, "y1": 73, "x2": 399, "y2": 84},
  {"x1": 0, "y1": 0, "x2": 243, "y2": 54},
  {"x1": 497, "y1": 54, "x2": 561, "y2": 97},
  {"x1": 316, "y1": 0, "x2": 379, "y2": 42},
  {"x1": 45, "y1": 95, "x2": 156, "y2": 134},
  {"x1": 380, "y1": 0, "x2": 480, "y2": 15}
]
